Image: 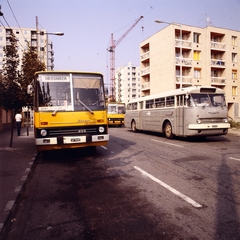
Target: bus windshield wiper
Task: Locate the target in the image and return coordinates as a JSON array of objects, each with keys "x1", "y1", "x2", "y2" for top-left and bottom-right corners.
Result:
[
  {"x1": 77, "y1": 99, "x2": 94, "y2": 114},
  {"x1": 52, "y1": 100, "x2": 65, "y2": 116}
]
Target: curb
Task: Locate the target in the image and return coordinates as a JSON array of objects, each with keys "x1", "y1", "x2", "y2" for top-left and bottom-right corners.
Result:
[{"x1": 0, "y1": 152, "x2": 38, "y2": 240}]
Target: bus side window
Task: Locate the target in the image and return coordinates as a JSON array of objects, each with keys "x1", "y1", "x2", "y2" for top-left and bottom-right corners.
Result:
[
  {"x1": 133, "y1": 102, "x2": 137, "y2": 110},
  {"x1": 146, "y1": 99, "x2": 154, "y2": 109},
  {"x1": 139, "y1": 101, "x2": 143, "y2": 109},
  {"x1": 177, "y1": 95, "x2": 185, "y2": 106},
  {"x1": 166, "y1": 96, "x2": 174, "y2": 107},
  {"x1": 155, "y1": 98, "x2": 160, "y2": 108}
]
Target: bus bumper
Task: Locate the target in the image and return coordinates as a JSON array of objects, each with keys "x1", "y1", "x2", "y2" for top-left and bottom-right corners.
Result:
[
  {"x1": 187, "y1": 123, "x2": 230, "y2": 136},
  {"x1": 35, "y1": 134, "x2": 109, "y2": 151}
]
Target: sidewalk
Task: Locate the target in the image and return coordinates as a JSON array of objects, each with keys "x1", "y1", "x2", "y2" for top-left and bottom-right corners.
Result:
[{"x1": 0, "y1": 127, "x2": 37, "y2": 240}]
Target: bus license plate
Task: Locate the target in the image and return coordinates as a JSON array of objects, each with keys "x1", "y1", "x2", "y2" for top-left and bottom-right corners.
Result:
[
  {"x1": 212, "y1": 125, "x2": 218, "y2": 128},
  {"x1": 71, "y1": 138, "x2": 80, "y2": 142}
]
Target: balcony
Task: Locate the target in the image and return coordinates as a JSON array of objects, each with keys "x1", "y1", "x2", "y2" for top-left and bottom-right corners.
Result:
[
  {"x1": 176, "y1": 57, "x2": 192, "y2": 66},
  {"x1": 141, "y1": 51, "x2": 150, "y2": 62},
  {"x1": 141, "y1": 81, "x2": 150, "y2": 90},
  {"x1": 176, "y1": 76, "x2": 192, "y2": 85},
  {"x1": 211, "y1": 59, "x2": 226, "y2": 67},
  {"x1": 141, "y1": 66, "x2": 150, "y2": 76},
  {"x1": 175, "y1": 39, "x2": 192, "y2": 48},
  {"x1": 210, "y1": 41, "x2": 226, "y2": 50},
  {"x1": 211, "y1": 77, "x2": 226, "y2": 85}
]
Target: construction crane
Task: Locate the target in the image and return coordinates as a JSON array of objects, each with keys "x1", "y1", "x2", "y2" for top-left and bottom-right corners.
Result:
[{"x1": 107, "y1": 16, "x2": 143, "y2": 102}]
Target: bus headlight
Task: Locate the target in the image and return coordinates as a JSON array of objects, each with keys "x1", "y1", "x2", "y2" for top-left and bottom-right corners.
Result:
[
  {"x1": 196, "y1": 119, "x2": 201, "y2": 124},
  {"x1": 223, "y1": 118, "x2": 228, "y2": 123},
  {"x1": 40, "y1": 129, "x2": 47, "y2": 136},
  {"x1": 99, "y1": 126, "x2": 105, "y2": 133}
]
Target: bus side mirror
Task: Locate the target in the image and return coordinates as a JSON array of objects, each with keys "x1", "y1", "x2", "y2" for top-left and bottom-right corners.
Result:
[{"x1": 27, "y1": 84, "x2": 34, "y2": 95}]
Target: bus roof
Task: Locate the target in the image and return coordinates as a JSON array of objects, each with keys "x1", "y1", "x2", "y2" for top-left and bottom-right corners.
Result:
[
  {"x1": 34, "y1": 70, "x2": 103, "y2": 76},
  {"x1": 127, "y1": 86, "x2": 225, "y2": 103}
]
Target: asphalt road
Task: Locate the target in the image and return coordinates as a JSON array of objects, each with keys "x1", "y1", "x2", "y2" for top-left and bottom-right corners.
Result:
[{"x1": 6, "y1": 127, "x2": 240, "y2": 240}]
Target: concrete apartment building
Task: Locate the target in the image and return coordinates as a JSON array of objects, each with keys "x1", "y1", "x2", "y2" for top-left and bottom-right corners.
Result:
[
  {"x1": 0, "y1": 26, "x2": 54, "y2": 132},
  {"x1": 115, "y1": 62, "x2": 141, "y2": 104},
  {"x1": 140, "y1": 24, "x2": 240, "y2": 121},
  {"x1": 0, "y1": 26, "x2": 54, "y2": 71}
]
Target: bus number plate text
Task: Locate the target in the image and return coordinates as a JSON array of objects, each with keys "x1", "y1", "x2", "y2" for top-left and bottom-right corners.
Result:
[{"x1": 71, "y1": 138, "x2": 81, "y2": 142}]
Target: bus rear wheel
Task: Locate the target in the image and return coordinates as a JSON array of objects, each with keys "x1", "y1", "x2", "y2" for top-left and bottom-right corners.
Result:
[
  {"x1": 164, "y1": 122, "x2": 173, "y2": 139},
  {"x1": 131, "y1": 120, "x2": 137, "y2": 132}
]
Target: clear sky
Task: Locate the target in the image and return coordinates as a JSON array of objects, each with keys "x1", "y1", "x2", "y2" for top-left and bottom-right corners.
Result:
[{"x1": 0, "y1": 0, "x2": 240, "y2": 86}]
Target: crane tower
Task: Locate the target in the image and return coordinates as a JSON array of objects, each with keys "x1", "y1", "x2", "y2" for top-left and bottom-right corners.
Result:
[{"x1": 107, "y1": 16, "x2": 143, "y2": 102}]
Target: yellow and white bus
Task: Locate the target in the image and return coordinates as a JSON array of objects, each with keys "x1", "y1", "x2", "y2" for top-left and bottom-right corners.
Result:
[
  {"x1": 29, "y1": 71, "x2": 109, "y2": 151},
  {"x1": 124, "y1": 86, "x2": 230, "y2": 139},
  {"x1": 107, "y1": 102, "x2": 125, "y2": 127}
]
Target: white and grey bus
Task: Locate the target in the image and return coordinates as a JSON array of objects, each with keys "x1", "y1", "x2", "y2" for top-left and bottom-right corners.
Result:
[{"x1": 124, "y1": 86, "x2": 230, "y2": 139}]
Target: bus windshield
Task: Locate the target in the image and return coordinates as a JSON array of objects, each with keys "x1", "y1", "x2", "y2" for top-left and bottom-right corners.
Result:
[
  {"x1": 108, "y1": 104, "x2": 125, "y2": 114},
  {"x1": 189, "y1": 93, "x2": 226, "y2": 107},
  {"x1": 37, "y1": 73, "x2": 105, "y2": 111}
]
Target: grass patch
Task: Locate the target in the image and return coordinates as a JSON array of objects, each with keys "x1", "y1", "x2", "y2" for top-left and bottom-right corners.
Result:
[{"x1": 229, "y1": 120, "x2": 240, "y2": 129}]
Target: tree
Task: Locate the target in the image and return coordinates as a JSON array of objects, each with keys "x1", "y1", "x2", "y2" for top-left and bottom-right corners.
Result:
[
  {"x1": 20, "y1": 43, "x2": 46, "y2": 108},
  {"x1": 0, "y1": 31, "x2": 22, "y2": 147},
  {"x1": 20, "y1": 43, "x2": 46, "y2": 135}
]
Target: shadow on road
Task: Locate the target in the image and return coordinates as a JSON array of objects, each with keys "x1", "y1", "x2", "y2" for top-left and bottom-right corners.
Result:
[{"x1": 215, "y1": 154, "x2": 240, "y2": 239}]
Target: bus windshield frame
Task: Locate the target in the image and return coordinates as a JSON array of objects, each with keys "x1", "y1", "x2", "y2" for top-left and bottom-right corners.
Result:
[
  {"x1": 36, "y1": 73, "x2": 105, "y2": 112},
  {"x1": 189, "y1": 93, "x2": 226, "y2": 108}
]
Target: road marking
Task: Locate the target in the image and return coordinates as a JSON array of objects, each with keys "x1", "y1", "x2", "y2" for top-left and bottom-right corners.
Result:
[
  {"x1": 101, "y1": 146, "x2": 108, "y2": 150},
  {"x1": 229, "y1": 157, "x2": 240, "y2": 162},
  {"x1": 151, "y1": 139, "x2": 183, "y2": 148},
  {"x1": 134, "y1": 166, "x2": 202, "y2": 208}
]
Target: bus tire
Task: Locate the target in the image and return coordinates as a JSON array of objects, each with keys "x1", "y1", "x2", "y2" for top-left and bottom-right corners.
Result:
[
  {"x1": 131, "y1": 120, "x2": 137, "y2": 132},
  {"x1": 164, "y1": 121, "x2": 173, "y2": 139}
]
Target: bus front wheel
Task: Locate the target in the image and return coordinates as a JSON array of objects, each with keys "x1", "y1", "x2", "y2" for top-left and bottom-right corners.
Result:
[
  {"x1": 131, "y1": 120, "x2": 137, "y2": 132},
  {"x1": 164, "y1": 122, "x2": 173, "y2": 139}
]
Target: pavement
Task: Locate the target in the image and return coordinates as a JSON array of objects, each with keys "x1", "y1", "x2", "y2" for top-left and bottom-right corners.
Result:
[
  {"x1": 0, "y1": 126, "x2": 239, "y2": 240},
  {"x1": 0, "y1": 126, "x2": 37, "y2": 240}
]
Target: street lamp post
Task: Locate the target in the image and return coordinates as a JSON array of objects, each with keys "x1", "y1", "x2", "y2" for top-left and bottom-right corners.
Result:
[
  {"x1": 155, "y1": 20, "x2": 182, "y2": 89},
  {"x1": 37, "y1": 31, "x2": 64, "y2": 70}
]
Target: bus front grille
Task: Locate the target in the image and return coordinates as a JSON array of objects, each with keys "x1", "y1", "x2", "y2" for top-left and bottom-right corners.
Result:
[
  {"x1": 48, "y1": 127, "x2": 97, "y2": 136},
  {"x1": 200, "y1": 118, "x2": 225, "y2": 123}
]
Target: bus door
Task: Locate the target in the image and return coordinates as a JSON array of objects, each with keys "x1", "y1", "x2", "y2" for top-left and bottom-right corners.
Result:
[
  {"x1": 175, "y1": 95, "x2": 185, "y2": 136},
  {"x1": 142, "y1": 99, "x2": 155, "y2": 131}
]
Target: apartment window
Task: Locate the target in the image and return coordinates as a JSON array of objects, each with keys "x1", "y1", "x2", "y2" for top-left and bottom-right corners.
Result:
[
  {"x1": 232, "y1": 86, "x2": 237, "y2": 96},
  {"x1": 194, "y1": 69, "x2": 201, "y2": 78},
  {"x1": 194, "y1": 51, "x2": 201, "y2": 61},
  {"x1": 232, "y1": 36, "x2": 237, "y2": 46},
  {"x1": 232, "y1": 70, "x2": 237, "y2": 80},
  {"x1": 232, "y1": 53, "x2": 237, "y2": 63},
  {"x1": 193, "y1": 33, "x2": 200, "y2": 43}
]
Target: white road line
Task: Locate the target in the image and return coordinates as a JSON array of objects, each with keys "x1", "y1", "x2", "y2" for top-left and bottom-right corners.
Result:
[
  {"x1": 151, "y1": 139, "x2": 184, "y2": 148},
  {"x1": 101, "y1": 146, "x2": 108, "y2": 150},
  {"x1": 229, "y1": 157, "x2": 240, "y2": 162},
  {"x1": 134, "y1": 166, "x2": 202, "y2": 208}
]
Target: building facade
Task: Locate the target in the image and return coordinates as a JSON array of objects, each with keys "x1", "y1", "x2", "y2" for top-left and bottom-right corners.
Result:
[
  {"x1": 115, "y1": 62, "x2": 141, "y2": 104},
  {"x1": 140, "y1": 24, "x2": 240, "y2": 121},
  {"x1": 0, "y1": 26, "x2": 54, "y2": 71}
]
